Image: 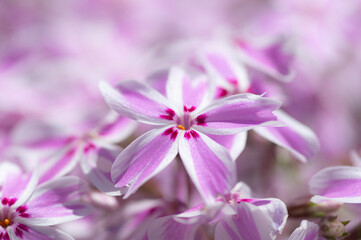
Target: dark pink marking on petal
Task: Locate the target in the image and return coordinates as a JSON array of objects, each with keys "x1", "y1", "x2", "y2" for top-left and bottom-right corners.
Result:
[
  {"x1": 18, "y1": 224, "x2": 29, "y2": 232},
  {"x1": 1, "y1": 198, "x2": 8, "y2": 205},
  {"x1": 15, "y1": 227, "x2": 24, "y2": 238},
  {"x1": 216, "y1": 88, "x2": 228, "y2": 98},
  {"x1": 165, "y1": 108, "x2": 175, "y2": 117},
  {"x1": 237, "y1": 198, "x2": 254, "y2": 203},
  {"x1": 196, "y1": 114, "x2": 207, "y2": 126},
  {"x1": 160, "y1": 115, "x2": 174, "y2": 120},
  {"x1": 184, "y1": 132, "x2": 191, "y2": 140},
  {"x1": 170, "y1": 130, "x2": 178, "y2": 141},
  {"x1": 8, "y1": 198, "x2": 17, "y2": 206},
  {"x1": 16, "y1": 206, "x2": 27, "y2": 213},
  {"x1": 4, "y1": 232, "x2": 10, "y2": 240},
  {"x1": 163, "y1": 127, "x2": 175, "y2": 136},
  {"x1": 190, "y1": 130, "x2": 199, "y2": 139},
  {"x1": 84, "y1": 143, "x2": 96, "y2": 154},
  {"x1": 19, "y1": 213, "x2": 30, "y2": 218}
]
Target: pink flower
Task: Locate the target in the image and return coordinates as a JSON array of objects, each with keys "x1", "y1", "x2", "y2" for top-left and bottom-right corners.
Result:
[
  {"x1": 0, "y1": 162, "x2": 91, "y2": 240},
  {"x1": 198, "y1": 40, "x2": 319, "y2": 163},
  {"x1": 147, "y1": 182, "x2": 288, "y2": 240},
  {"x1": 99, "y1": 67, "x2": 281, "y2": 202}
]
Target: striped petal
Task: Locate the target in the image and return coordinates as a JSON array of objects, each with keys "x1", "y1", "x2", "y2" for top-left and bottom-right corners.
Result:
[
  {"x1": 99, "y1": 81, "x2": 176, "y2": 125},
  {"x1": 19, "y1": 177, "x2": 91, "y2": 226},
  {"x1": 254, "y1": 110, "x2": 319, "y2": 163},
  {"x1": 310, "y1": 166, "x2": 361, "y2": 203},
  {"x1": 111, "y1": 127, "x2": 180, "y2": 198},
  {"x1": 179, "y1": 130, "x2": 236, "y2": 203},
  {"x1": 193, "y1": 94, "x2": 281, "y2": 135}
]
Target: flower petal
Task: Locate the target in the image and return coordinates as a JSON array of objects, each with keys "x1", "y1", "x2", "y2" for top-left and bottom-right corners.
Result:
[
  {"x1": 13, "y1": 225, "x2": 74, "y2": 240},
  {"x1": 289, "y1": 220, "x2": 319, "y2": 240},
  {"x1": 148, "y1": 216, "x2": 200, "y2": 240},
  {"x1": 310, "y1": 166, "x2": 361, "y2": 203},
  {"x1": 81, "y1": 144, "x2": 124, "y2": 196},
  {"x1": 0, "y1": 162, "x2": 38, "y2": 208},
  {"x1": 179, "y1": 130, "x2": 236, "y2": 203},
  {"x1": 254, "y1": 110, "x2": 319, "y2": 163},
  {"x1": 250, "y1": 198, "x2": 288, "y2": 235},
  {"x1": 166, "y1": 67, "x2": 215, "y2": 114},
  {"x1": 99, "y1": 81, "x2": 175, "y2": 125},
  {"x1": 38, "y1": 145, "x2": 81, "y2": 184},
  {"x1": 215, "y1": 202, "x2": 278, "y2": 240},
  {"x1": 193, "y1": 94, "x2": 281, "y2": 135},
  {"x1": 199, "y1": 43, "x2": 250, "y2": 93},
  {"x1": 208, "y1": 132, "x2": 247, "y2": 161},
  {"x1": 96, "y1": 114, "x2": 137, "y2": 143},
  {"x1": 19, "y1": 176, "x2": 91, "y2": 226},
  {"x1": 235, "y1": 39, "x2": 294, "y2": 82},
  {"x1": 111, "y1": 127, "x2": 180, "y2": 198}
]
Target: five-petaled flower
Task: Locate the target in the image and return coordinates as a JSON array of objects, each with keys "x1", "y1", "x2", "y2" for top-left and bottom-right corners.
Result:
[
  {"x1": 0, "y1": 162, "x2": 91, "y2": 240},
  {"x1": 99, "y1": 67, "x2": 281, "y2": 203}
]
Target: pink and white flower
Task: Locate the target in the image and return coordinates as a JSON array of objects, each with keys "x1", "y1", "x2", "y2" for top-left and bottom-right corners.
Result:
[
  {"x1": 0, "y1": 162, "x2": 91, "y2": 240},
  {"x1": 99, "y1": 67, "x2": 281, "y2": 202},
  {"x1": 147, "y1": 182, "x2": 288, "y2": 240},
  {"x1": 198, "y1": 41, "x2": 319, "y2": 163}
]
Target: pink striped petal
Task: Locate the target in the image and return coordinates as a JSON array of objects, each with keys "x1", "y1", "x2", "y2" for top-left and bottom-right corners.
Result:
[
  {"x1": 193, "y1": 94, "x2": 281, "y2": 135},
  {"x1": 310, "y1": 166, "x2": 361, "y2": 203},
  {"x1": 235, "y1": 40, "x2": 294, "y2": 82},
  {"x1": 289, "y1": 220, "x2": 319, "y2": 240},
  {"x1": 148, "y1": 216, "x2": 200, "y2": 240},
  {"x1": 254, "y1": 110, "x2": 319, "y2": 163},
  {"x1": 208, "y1": 132, "x2": 247, "y2": 161},
  {"x1": 199, "y1": 44, "x2": 250, "y2": 93},
  {"x1": 11, "y1": 225, "x2": 74, "y2": 240},
  {"x1": 96, "y1": 114, "x2": 137, "y2": 143},
  {"x1": 99, "y1": 81, "x2": 176, "y2": 125},
  {"x1": 38, "y1": 145, "x2": 81, "y2": 184},
  {"x1": 179, "y1": 131, "x2": 236, "y2": 203},
  {"x1": 20, "y1": 177, "x2": 91, "y2": 226},
  {"x1": 111, "y1": 127, "x2": 180, "y2": 198},
  {"x1": 166, "y1": 67, "x2": 214, "y2": 114},
  {"x1": 0, "y1": 162, "x2": 38, "y2": 208},
  {"x1": 215, "y1": 202, "x2": 278, "y2": 240},
  {"x1": 81, "y1": 144, "x2": 124, "y2": 196}
]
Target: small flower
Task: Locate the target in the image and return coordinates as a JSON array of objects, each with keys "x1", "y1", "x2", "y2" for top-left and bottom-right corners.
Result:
[{"x1": 147, "y1": 182, "x2": 288, "y2": 240}]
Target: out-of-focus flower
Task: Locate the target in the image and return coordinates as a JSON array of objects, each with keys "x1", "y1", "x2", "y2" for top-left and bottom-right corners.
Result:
[
  {"x1": 288, "y1": 220, "x2": 319, "y2": 240},
  {"x1": 197, "y1": 39, "x2": 319, "y2": 163},
  {"x1": 100, "y1": 67, "x2": 281, "y2": 202},
  {"x1": 10, "y1": 113, "x2": 136, "y2": 195},
  {"x1": 148, "y1": 182, "x2": 287, "y2": 240},
  {"x1": 0, "y1": 162, "x2": 91, "y2": 239}
]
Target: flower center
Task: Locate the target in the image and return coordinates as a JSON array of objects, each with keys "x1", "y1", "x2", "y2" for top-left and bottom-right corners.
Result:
[
  {"x1": 177, "y1": 125, "x2": 185, "y2": 130},
  {"x1": 0, "y1": 219, "x2": 11, "y2": 228}
]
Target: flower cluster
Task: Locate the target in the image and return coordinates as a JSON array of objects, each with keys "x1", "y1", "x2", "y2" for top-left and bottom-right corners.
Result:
[{"x1": 1, "y1": 0, "x2": 361, "y2": 239}]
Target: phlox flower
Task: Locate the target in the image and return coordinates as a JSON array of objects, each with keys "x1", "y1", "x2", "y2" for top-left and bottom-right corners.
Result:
[
  {"x1": 10, "y1": 113, "x2": 136, "y2": 196},
  {"x1": 197, "y1": 39, "x2": 319, "y2": 163},
  {"x1": 0, "y1": 162, "x2": 91, "y2": 240},
  {"x1": 147, "y1": 182, "x2": 288, "y2": 240},
  {"x1": 99, "y1": 67, "x2": 281, "y2": 202}
]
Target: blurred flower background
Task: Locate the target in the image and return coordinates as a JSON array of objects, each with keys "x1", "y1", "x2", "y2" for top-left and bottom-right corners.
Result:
[{"x1": 1, "y1": 0, "x2": 361, "y2": 239}]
